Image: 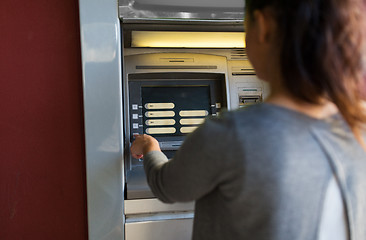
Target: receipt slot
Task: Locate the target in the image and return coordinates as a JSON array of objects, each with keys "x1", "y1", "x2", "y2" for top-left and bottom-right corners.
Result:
[{"x1": 238, "y1": 88, "x2": 263, "y2": 108}]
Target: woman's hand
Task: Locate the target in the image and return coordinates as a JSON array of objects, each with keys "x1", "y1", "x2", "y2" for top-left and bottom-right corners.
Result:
[{"x1": 130, "y1": 134, "x2": 161, "y2": 159}]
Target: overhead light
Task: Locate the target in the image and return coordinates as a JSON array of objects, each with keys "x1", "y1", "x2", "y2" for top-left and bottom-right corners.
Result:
[{"x1": 131, "y1": 31, "x2": 246, "y2": 48}]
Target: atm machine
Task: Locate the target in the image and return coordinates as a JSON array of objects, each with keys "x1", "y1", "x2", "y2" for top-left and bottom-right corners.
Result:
[
  {"x1": 79, "y1": 0, "x2": 269, "y2": 239},
  {"x1": 122, "y1": 51, "x2": 268, "y2": 240},
  {"x1": 121, "y1": 18, "x2": 269, "y2": 240}
]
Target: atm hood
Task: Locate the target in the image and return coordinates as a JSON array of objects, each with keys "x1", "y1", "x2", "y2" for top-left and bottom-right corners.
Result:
[{"x1": 119, "y1": 0, "x2": 245, "y2": 24}]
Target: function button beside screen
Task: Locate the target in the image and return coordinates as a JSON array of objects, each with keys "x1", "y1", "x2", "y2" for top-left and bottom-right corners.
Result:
[
  {"x1": 179, "y1": 110, "x2": 208, "y2": 117},
  {"x1": 145, "y1": 111, "x2": 175, "y2": 118},
  {"x1": 145, "y1": 103, "x2": 175, "y2": 110},
  {"x1": 132, "y1": 104, "x2": 138, "y2": 110},
  {"x1": 180, "y1": 126, "x2": 198, "y2": 134},
  {"x1": 146, "y1": 119, "x2": 176, "y2": 126},
  {"x1": 180, "y1": 118, "x2": 204, "y2": 125},
  {"x1": 146, "y1": 127, "x2": 176, "y2": 134}
]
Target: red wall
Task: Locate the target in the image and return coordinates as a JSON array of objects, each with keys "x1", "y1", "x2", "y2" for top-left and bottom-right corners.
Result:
[{"x1": 0, "y1": 0, "x2": 88, "y2": 239}]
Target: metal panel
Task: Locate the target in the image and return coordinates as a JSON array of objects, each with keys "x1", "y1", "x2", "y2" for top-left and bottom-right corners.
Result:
[
  {"x1": 78, "y1": 0, "x2": 124, "y2": 239},
  {"x1": 227, "y1": 60, "x2": 270, "y2": 109},
  {"x1": 125, "y1": 199, "x2": 194, "y2": 215},
  {"x1": 125, "y1": 219, "x2": 193, "y2": 240},
  {"x1": 119, "y1": 0, "x2": 244, "y2": 22}
]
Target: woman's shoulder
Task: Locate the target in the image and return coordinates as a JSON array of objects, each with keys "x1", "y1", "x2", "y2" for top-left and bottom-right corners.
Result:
[
  {"x1": 215, "y1": 103, "x2": 293, "y2": 127},
  {"x1": 200, "y1": 104, "x2": 277, "y2": 136},
  {"x1": 215, "y1": 103, "x2": 271, "y2": 122},
  {"x1": 205, "y1": 103, "x2": 326, "y2": 138}
]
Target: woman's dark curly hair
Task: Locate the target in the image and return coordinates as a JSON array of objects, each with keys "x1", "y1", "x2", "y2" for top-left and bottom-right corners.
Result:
[{"x1": 245, "y1": 0, "x2": 366, "y2": 140}]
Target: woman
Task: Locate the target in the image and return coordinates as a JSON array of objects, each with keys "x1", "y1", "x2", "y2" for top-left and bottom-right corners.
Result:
[{"x1": 131, "y1": 0, "x2": 366, "y2": 239}]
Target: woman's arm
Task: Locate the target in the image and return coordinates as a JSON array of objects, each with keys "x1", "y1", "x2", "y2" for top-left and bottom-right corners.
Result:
[{"x1": 130, "y1": 115, "x2": 237, "y2": 203}]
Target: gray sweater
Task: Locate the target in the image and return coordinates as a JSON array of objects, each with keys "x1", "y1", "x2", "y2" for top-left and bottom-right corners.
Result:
[{"x1": 144, "y1": 103, "x2": 366, "y2": 240}]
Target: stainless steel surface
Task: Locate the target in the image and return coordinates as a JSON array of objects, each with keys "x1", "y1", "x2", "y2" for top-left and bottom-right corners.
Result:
[
  {"x1": 119, "y1": 0, "x2": 244, "y2": 22},
  {"x1": 126, "y1": 213, "x2": 194, "y2": 223},
  {"x1": 125, "y1": 198, "x2": 194, "y2": 215},
  {"x1": 126, "y1": 166, "x2": 154, "y2": 199},
  {"x1": 78, "y1": 0, "x2": 124, "y2": 239},
  {"x1": 125, "y1": 219, "x2": 193, "y2": 240},
  {"x1": 125, "y1": 199, "x2": 194, "y2": 240}
]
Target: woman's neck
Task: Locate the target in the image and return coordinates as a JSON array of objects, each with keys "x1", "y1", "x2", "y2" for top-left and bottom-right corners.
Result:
[{"x1": 265, "y1": 87, "x2": 338, "y2": 119}]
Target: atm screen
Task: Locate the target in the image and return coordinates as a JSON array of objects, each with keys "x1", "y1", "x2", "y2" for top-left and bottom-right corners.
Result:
[
  {"x1": 142, "y1": 86, "x2": 211, "y2": 137},
  {"x1": 128, "y1": 72, "x2": 226, "y2": 144}
]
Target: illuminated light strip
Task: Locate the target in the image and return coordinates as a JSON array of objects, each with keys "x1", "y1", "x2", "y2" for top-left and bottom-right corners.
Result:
[
  {"x1": 145, "y1": 119, "x2": 176, "y2": 126},
  {"x1": 145, "y1": 111, "x2": 175, "y2": 118},
  {"x1": 179, "y1": 110, "x2": 208, "y2": 117},
  {"x1": 145, "y1": 103, "x2": 175, "y2": 109},
  {"x1": 180, "y1": 118, "x2": 205, "y2": 125},
  {"x1": 180, "y1": 126, "x2": 198, "y2": 134},
  {"x1": 146, "y1": 127, "x2": 176, "y2": 134},
  {"x1": 132, "y1": 31, "x2": 246, "y2": 48}
]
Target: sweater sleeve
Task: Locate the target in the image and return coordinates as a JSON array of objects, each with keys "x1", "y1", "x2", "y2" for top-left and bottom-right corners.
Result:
[{"x1": 143, "y1": 114, "x2": 237, "y2": 203}]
